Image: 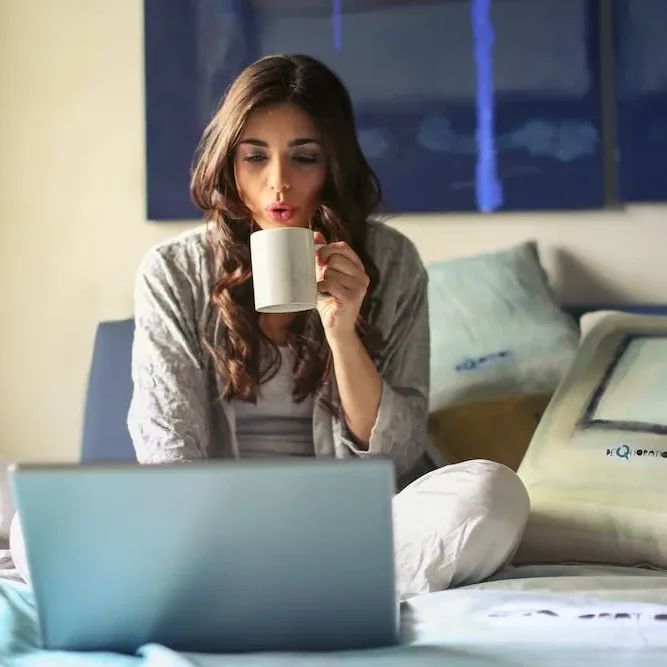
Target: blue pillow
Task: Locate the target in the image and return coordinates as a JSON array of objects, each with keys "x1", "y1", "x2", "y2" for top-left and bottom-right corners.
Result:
[{"x1": 427, "y1": 241, "x2": 579, "y2": 412}]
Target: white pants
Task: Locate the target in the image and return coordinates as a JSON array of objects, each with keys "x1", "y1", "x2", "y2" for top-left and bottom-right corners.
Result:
[
  {"x1": 10, "y1": 459, "x2": 529, "y2": 597},
  {"x1": 393, "y1": 459, "x2": 530, "y2": 600}
]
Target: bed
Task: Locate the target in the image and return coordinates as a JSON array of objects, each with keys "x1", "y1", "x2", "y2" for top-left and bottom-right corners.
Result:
[
  {"x1": 2, "y1": 554, "x2": 667, "y2": 666},
  {"x1": 3, "y1": 265, "x2": 667, "y2": 664}
]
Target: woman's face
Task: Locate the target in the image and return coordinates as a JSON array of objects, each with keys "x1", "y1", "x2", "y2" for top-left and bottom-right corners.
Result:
[{"x1": 234, "y1": 103, "x2": 327, "y2": 230}]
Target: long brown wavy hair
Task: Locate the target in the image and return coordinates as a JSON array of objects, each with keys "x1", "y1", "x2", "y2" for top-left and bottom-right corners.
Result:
[{"x1": 190, "y1": 54, "x2": 384, "y2": 409}]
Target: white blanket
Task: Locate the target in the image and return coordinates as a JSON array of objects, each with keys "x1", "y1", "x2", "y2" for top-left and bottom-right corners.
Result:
[{"x1": 2, "y1": 558, "x2": 667, "y2": 667}]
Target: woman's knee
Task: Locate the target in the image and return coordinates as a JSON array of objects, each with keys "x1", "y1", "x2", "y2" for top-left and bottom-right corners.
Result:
[
  {"x1": 393, "y1": 459, "x2": 530, "y2": 599},
  {"x1": 448, "y1": 459, "x2": 530, "y2": 535},
  {"x1": 443, "y1": 460, "x2": 530, "y2": 583}
]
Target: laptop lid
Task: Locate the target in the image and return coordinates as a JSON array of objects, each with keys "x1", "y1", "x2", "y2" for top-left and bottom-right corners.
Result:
[{"x1": 10, "y1": 459, "x2": 398, "y2": 654}]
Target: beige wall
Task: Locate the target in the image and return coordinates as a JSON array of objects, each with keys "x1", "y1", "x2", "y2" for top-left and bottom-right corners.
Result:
[{"x1": 0, "y1": 0, "x2": 664, "y2": 462}]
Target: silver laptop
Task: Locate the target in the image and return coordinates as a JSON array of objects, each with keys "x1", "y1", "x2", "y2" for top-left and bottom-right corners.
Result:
[{"x1": 10, "y1": 459, "x2": 398, "y2": 654}]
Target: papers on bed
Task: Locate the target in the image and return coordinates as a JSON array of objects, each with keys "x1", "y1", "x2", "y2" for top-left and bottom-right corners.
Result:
[{"x1": 404, "y1": 588, "x2": 667, "y2": 649}]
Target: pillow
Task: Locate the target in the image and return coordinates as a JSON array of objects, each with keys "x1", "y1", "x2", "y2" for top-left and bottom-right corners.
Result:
[
  {"x1": 515, "y1": 310, "x2": 667, "y2": 568},
  {"x1": 428, "y1": 391, "x2": 553, "y2": 471},
  {"x1": 427, "y1": 241, "x2": 579, "y2": 413}
]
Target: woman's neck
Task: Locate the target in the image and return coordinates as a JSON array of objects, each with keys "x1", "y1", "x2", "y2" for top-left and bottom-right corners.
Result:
[{"x1": 259, "y1": 313, "x2": 295, "y2": 346}]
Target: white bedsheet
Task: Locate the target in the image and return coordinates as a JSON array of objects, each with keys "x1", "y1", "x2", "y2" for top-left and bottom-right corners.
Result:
[
  {"x1": 473, "y1": 562, "x2": 667, "y2": 600},
  {"x1": 2, "y1": 556, "x2": 667, "y2": 666}
]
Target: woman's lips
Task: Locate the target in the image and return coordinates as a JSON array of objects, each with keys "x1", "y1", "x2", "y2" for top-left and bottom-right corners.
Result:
[{"x1": 265, "y1": 203, "x2": 297, "y2": 222}]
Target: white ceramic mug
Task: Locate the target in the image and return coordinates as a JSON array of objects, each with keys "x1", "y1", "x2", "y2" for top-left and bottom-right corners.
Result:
[{"x1": 250, "y1": 228, "x2": 322, "y2": 313}]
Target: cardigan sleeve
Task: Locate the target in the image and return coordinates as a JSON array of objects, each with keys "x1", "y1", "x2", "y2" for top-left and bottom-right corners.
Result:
[{"x1": 333, "y1": 236, "x2": 430, "y2": 478}]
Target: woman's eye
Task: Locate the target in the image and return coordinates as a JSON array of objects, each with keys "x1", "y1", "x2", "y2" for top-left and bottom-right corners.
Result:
[
  {"x1": 242, "y1": 154, "x2": 266, "y2": 163},
  {"x1": 293, "y1": 154, "x2": 319, "y2": 165}
]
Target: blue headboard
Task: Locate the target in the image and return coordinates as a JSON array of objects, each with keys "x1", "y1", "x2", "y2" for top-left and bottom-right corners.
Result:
[{"x1": 81, "y1": 319, "x2": 136, "y2": 463}]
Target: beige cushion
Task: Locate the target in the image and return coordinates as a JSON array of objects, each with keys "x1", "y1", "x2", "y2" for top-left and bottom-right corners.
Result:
[
  {"x1": 428, "y1": 392, "x2": 552, "y2": 471},
  {"x1": 516, "y1": 310, "x2": 667, "y2": 568}
]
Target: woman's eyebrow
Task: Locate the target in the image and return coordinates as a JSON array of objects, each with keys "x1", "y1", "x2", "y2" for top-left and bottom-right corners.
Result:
[{"x1": 238, "y1": 138, "x2": 321, "y2": 147}]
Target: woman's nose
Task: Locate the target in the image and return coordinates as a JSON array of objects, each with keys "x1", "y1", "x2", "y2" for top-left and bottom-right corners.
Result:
[{"x1": 268, "y1": 158, "x2": 291, "y2": 192}]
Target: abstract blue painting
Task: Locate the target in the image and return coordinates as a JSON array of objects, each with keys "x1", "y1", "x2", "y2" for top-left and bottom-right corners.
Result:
[
  {"x1": 613, "y1": 0, "x2": 667, "y2": 204},
  {"x1": 144, "y1": 0, "x2": 604, "y2": 220}
]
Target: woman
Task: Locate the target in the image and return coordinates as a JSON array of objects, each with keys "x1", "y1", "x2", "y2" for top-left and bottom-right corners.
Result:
[
  {"x1": 12, "y1": 55, "x2": 529, "y2": 597},
  {"x1": 128, "y1": 53, "x2": 431, "y2": 478}
]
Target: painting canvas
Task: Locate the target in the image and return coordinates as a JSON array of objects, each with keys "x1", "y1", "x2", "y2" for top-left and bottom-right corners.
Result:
[
  {"x1": 613, "y1": 0, "x2": 667, "y2": 204},
  {"x1": 144, "y1": 0, "x2": 604, "y2": 220}
]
